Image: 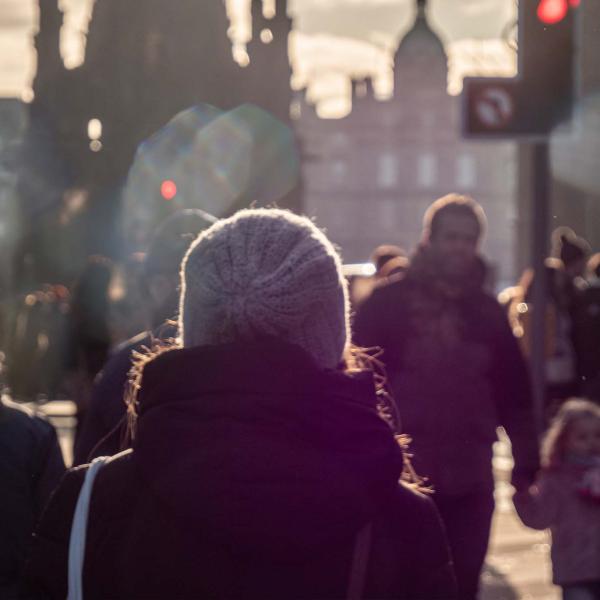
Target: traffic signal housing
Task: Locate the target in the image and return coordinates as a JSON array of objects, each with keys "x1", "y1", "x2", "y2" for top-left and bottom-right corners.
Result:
[
  {"x1": 463, "y1": 0, "x2": 578, "y2": 138},
  {"x1": 520, "y1": 0, "x2": 577, "y2": 126}
]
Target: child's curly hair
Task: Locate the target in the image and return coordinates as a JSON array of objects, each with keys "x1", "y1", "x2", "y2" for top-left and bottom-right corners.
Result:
[{"x1": 541, "y1": 398, "x2": 600, "y2": 468}]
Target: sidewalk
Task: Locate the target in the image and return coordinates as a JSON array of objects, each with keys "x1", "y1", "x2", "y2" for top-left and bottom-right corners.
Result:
[{"x1": 481, "y1": 437, "x2": 559, "y2": 600}]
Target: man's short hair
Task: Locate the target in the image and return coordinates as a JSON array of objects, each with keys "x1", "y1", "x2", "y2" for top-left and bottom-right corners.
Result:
[{"x1": 422, "y1": 193, "x2": 487, "y2": 243}]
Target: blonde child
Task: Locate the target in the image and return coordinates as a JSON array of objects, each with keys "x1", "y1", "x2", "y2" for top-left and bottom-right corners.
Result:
[{"x1": 514, "y1": 399, "x2": 600, "y2": 600}]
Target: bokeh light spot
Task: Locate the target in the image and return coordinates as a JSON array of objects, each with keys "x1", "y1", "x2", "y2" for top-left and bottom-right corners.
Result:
[
  {"x1": 161, "y1": 179, "x2": 177, "y2": 200},
  {"x1": 537, "y1": 0, "x2": 568, "y2": 25},
  {"x1": 87, "y1": 118, "x2": 102, "y2": 140},
  {"x1": 260, "y1": 28, "x2": 273, "y2": 44}
]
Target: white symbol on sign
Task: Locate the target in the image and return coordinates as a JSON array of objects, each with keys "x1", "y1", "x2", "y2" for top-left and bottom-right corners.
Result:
[{"x1": 475, "y1": 87, "x2": 514, "y2": 128}]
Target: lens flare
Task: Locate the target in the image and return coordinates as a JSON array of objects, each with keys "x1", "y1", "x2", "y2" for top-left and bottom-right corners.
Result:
[{"x1": 122, "y1": 103, "x2": 300, "y2": 248}]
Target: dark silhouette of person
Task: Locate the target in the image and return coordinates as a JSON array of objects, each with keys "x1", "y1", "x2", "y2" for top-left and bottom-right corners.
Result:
[
  {"x1": 73, "y1": 209, "x2": 215, "y2": 464},
  {"x1": 552, "y1": 227, "x2": 590, "y2": 287},
  {"x1": 349, "y1": 245, "x2": 409, "y2": 309},
  {"x1": 0, "y1": 397, "x2": 64, "y2": 599},
  {"x1": 573, "y1": 253, "x2": 600, "y2": 403},
  {"x1": 65, "y1": 255, "x2": 113, "y2": 443},
  {"x1": 354, "y1": 194, "x2": 539, "y2": 600},
  {"x1": 510, "y1": 260, "x2": 580, "y2": 422}
]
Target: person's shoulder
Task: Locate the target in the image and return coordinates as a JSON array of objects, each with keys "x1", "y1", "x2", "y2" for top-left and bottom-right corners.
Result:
[
  {"x1": 381, "y1": 481, "x2": 441, "y2": 531},
  {"x1": 0, "y1": 397, "x2": 56, "y2": 438},
  {"x1": 90, "y1": 332, "x2": 151, "y2": 412},
  {"x1": 104, "y1": 331, "x2": 152, "y2": 369},
  {"x1": 89, "y1": 450, "x2": 140, "y2": 515},
  {"x1": 45, "y1": 451, "x2": 134, "y2": 518},
  {"x1": 87, "y1": 449, "x2": 135, "y2": 484},
  {"x1": 366, "y1": 274, "x2": 411, "y2": 304}
]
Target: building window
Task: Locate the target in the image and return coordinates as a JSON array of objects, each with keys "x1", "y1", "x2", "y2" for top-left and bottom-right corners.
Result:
[
  {"x1": 456, "y1": 154, "x2": 476, "y2": 189},
  {"x1": 417, "y1": 153, "x2": 437, "y2": 188},
  {"x1": 377, "y1": 153, "x2": 398, "y2": 189},
  {"x1": 331, "y1": 160, "x2": 348, "y2": 185}
]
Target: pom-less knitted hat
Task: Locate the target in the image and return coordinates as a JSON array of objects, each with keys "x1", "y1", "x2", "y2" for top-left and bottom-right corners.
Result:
[{"x1": 179, "y1": 208, "x2": 349, "y2": 369}]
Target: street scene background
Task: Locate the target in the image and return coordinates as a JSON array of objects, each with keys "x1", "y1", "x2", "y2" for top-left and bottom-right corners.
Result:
[{"x1": 1, "y1": 1, "x2": 599, "y2": 599}]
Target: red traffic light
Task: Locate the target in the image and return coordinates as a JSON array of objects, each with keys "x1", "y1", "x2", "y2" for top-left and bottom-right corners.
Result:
[
  {"x1": 537, "y1": 0, "x2": 578, "y2": 25},
  {"x1": 160, "y1": 179, "x2": 177, "y2": 200},
  {"x1": 537, "y1": 0, "x2": 568, "y2": 24}
]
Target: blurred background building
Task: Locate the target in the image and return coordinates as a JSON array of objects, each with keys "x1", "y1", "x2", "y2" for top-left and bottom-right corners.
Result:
[
  {"x1": 0, "y1": 0, "x2": 598, "y2": 295},
  {"x1": 297, "y1": 1, "x2": 517, "y2": 287}
]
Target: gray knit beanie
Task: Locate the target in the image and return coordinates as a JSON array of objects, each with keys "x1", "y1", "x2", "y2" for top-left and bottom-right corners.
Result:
[{"x1": 179, "y1": 208, "x2": 349, "y2": 369}]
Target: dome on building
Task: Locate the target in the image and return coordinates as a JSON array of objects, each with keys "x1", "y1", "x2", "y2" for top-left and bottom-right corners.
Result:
[{"x1": 393, "y1": 0, "x2": 447, "y2": 95}]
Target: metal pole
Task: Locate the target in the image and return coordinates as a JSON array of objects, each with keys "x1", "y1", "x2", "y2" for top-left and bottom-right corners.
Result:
[{"x1": 530, "y1": 140, "x2": 549, "y2": 436}]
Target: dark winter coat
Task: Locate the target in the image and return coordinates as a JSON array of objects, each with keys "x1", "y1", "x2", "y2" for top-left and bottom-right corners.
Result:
[
  {"x1": 23, "y1": 340, "x2": 455, "y2": 599},
  {"x1": 354, "y1": 260, "x2": 540, "y2": 495},
  {"x1": 573, "y1": 282, "x2": 600, "y2": 401},
  {"x1": 0, "y1": 398, "x2": 65, "y2": 599},
  {"x1": 73, "y1": 331, "x2": 151, "y2": 464}
]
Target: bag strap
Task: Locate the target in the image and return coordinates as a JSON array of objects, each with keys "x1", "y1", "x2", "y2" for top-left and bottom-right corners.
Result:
[
  {"x1": 67, "y1": 456, "x2": 110, "y2": 600},
  {"x1": 346, "y1": 521, "x2": 373, "y2": 600}
]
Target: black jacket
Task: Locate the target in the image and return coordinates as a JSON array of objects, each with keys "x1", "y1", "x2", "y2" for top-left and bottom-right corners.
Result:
[
  {"x1": 354, "y1": 263, "x2": 539, "y2": 495},
  {"x1": 573, "y1": 283, "x2": 600, "y2": 400},
  {"x1": 24, "y1": 340, "x2": 455, "y2": 599},
  {"x1": 73, "y1": 331, "x2": 151, "y2": 464},
  {"x1": 0, "y1": 399, "x2": 65, "y2": 599}
]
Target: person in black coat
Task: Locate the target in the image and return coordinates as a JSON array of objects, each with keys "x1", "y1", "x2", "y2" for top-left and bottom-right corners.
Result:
[
  {"x1": 73, "y1": 209, "x2": 216, "y2": 464},
  {"x1": 24, "y1": 208, "x2": 455, "y2": 599},
  {"x1": 354, "y1": 195, "x2": 539, "y2": 600},
  {"x1": 573, "y1": 253, "x2": 600, "y2": 403},
  {"x1": 0, "y1": 397, "x2": 65, "y2": 599}
]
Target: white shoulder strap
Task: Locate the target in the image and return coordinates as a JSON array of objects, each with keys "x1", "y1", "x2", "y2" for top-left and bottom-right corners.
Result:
[
  {"x1": 67, "y1": 456, "x2": 110, "y2": 600},
  {"x1": 346, "y1": 521, "x2": 373, "y2": 600}
]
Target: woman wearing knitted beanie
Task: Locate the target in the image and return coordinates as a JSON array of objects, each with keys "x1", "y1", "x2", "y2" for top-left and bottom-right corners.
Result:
[{"x1": 24, "y1": 209, "x2": 455, "y2": 600}]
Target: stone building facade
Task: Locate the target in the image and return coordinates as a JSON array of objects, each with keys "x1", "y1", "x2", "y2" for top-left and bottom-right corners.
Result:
[{"x1": 296, "y1": 1, "x2": 519, "y2": 289}]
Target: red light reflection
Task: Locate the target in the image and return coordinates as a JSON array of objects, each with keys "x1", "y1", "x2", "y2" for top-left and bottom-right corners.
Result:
[
  {"x1": 537, "y1": 0, "x2": 568, "y2": 24},
  {"x1": 160, "y1": 180, "x2": 177, "y2": 200}
]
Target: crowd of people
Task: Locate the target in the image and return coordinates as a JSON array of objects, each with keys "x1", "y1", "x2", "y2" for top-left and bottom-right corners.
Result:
[
  {"x1": 1, "y1": 185, "x2": 599, "y2": 599},
  {"x1": 504, "y1": 227, "x2": 600, "y2": 416}
]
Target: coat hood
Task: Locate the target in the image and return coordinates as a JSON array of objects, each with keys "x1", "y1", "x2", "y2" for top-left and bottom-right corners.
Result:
[{"x1": 132, "y1": 340, "x2": 403, "y2": 558}]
